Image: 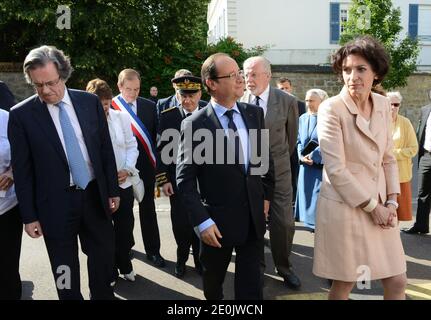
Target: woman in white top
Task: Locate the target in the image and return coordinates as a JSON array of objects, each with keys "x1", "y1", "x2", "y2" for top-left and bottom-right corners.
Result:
[
  {"x1": 0, "y1": 109, "x2": 23, "y2": 299},
  {"x1": 86, "y1": 79, "x2": 139, "y2": 284}
]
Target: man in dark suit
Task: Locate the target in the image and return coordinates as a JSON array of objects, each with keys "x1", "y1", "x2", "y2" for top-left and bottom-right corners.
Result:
[
  {"x1": 156, "y1": 75, "x2": 203, "y2": 278},
  {"x1": 176, "y1": 53, "x2": 274, "y2": 300},
  {"x1": 404, "y1": 97, "x2": 431, "y2": 235},
  {"x1": 156, "y1": 69, "x2": 207, "y2": 118},
  {"x1": 277, "y1": 77, "x2": 305, "y2": 207},
  {"x1": 0, "y1": 81, "x2": 16, "y2": 111},
  {"x1": 242, "y1": 58, "x2": 300, "y2": 290},
  {"x1": 117, "y1": 69, "x2": 165, "y2": 267},
  {"x1": 8, "y1": 45, "x2": 120, "y2": 300}
]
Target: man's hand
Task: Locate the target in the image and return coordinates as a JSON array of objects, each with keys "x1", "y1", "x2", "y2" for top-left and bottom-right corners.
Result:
[
  {"x1": 25, "y1": 221, "x2": 43, "y2": 238},
  {"x1": 201, "y1": 224, "x2": 222, "y2": 248},
  {"x1": 117, "y1": 170, "x2": 129, "y2": 185},
  {"x1": 109, "y1": 197, "x2": 120, "y2": 213},
  {"x1": 264, "y1": 200, "x2": 270, "y2": 221},
  {"x1": 0, "y1": 173, "x2": 13, "y2": 191},
  {"x1": 162, "y1": 182, "x2": 174, "y2": 197}
]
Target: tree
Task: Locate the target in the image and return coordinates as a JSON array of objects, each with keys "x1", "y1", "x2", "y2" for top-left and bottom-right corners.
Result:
[
  {"x1": 0, "y1": 1, "x2": 267, "y2": 98},
  {"x1": 0, "y1": 0, "x2": 211, "y2": 96},
  {"x1": 339, "y1": 0, "x2": 419, "y2": 89}
]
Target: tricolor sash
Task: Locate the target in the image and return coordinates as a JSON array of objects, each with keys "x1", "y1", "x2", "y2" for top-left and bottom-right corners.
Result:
[{"x1": 112, "y1": 95, "x2": 156, "y2": 168}]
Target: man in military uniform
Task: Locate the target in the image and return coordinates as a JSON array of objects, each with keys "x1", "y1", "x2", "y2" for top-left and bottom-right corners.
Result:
[
  {"x1": 156, "y1": 69, "x2": 207, "y2": 118},
  {"x1": 156, "y1": 75, "x2": 203, "y2": 278}
]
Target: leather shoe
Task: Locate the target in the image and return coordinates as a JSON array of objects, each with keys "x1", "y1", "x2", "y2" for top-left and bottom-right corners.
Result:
[
  {"x1": 402, "y1": 226, "x2": 429, "y2": 235},
  {"x1": 146, "y1": 253, "x2": 166, "y2": 268},
  {"x1": 174, "y1": 263, "x2": 186, "y2": 278},
  {"x1": 282, "y1": 273, "x2": 301, "y2": 290}
]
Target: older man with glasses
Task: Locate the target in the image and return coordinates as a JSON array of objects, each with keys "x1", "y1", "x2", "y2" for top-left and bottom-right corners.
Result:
[
  {"x1": 8, "y1": 45, "x2": 119, "y2": 300},
  {"x1": 241, "y1": 56, "x2": 301, "y2": 290}
]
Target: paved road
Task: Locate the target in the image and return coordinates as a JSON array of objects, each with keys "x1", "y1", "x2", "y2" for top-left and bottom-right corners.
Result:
[{"x1": 19, "y1": 191, "x2": 431, "y2": 300}]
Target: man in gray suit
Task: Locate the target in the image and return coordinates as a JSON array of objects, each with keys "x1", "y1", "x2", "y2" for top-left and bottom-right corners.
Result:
[{"x1": 241, "y1": 56, "x2": 300, "y2": 289}]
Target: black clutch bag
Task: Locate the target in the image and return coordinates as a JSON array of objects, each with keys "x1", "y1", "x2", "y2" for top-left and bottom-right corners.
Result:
[{"x1": 301, "y1": 139, "x2": 319, "y2": 156}]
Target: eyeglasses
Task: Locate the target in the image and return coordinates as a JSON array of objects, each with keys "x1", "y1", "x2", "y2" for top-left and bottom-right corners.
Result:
[
  {"x1": 391, "y1": 103, "x2": 400, "y2": 107},
  {"x1": 32, "y1": 77, "x2": 62, "y2": 89},
  {"x1": 212, "y1": 70, "x2": 244, "y2": 80}
]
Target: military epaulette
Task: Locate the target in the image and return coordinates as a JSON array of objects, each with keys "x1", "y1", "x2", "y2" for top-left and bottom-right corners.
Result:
[
  {"x1": 161, "y1": 106, "x2": 176, "y2": 114},
  {"x1": 156, "y1": 172, "x2": 169, "y2": 186}
]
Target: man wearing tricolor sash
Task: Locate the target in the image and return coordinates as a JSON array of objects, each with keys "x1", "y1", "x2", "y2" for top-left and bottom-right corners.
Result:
[{"x1": 114, "y1": 69, "x2": 166, "y2": 268}]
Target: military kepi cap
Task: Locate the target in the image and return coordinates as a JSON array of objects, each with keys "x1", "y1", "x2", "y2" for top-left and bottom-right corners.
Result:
[{"x1": 171, "y1": 75, "x2": 202, "y2": 93}]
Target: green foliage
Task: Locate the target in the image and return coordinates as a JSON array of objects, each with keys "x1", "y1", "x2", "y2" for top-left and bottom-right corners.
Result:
[
  {"x1": 339, "y1": 0, "x2": 419, "y2": 89},
  {"x1": 0, "y1": 1, "x2": 267, "y2": 98}
]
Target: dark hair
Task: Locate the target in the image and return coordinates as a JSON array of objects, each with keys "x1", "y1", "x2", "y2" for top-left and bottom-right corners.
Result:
[
  {"x1": 201, "y1": 52, "x2": 230, "y2": 94},
  {"x1": 277, "y1": 77, "x2": 291, "y2": 85},
  {"x1": 332, "y1": 36, "x2": 389, "y2": 86},
  {"x1": 86, "y1": 78, "x2": 113, "y2": 100}
]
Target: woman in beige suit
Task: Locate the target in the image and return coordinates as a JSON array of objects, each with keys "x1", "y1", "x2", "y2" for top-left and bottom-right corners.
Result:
[{"x1": 313, "y1": 36, "x2": 407, "y2": 300}]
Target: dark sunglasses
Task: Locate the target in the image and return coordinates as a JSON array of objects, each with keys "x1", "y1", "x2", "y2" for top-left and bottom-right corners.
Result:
[{"x1": 391, "y1": 103, "x2": 400, "y2": 107}]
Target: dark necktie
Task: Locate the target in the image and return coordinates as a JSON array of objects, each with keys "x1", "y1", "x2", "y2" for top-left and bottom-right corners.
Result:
[
  {"x1": 185, "y1": 112, "x2": 192, "y2": 118},
  {"x1": 255, "y1": 96, "x2": 261, "y2": 106},
  {"x1": 224, "y1": 109, "x2": 244, "y2": 170}
]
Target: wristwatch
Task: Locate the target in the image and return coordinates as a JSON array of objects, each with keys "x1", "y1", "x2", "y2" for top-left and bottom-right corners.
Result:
[{"x1": 385, "y1": 200, "x2": 399, "y2": 209}]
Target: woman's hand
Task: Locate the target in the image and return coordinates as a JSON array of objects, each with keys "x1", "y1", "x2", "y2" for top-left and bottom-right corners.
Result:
[
  {"x1": 385, "y1": 203, "x2": 398, "y2": 227},
  {"x1": 370, "y1": 204, "x2": 394, "y2": 229},
  {"x1": 302, "y1": 155, "x2": 314, "y2": 166}
]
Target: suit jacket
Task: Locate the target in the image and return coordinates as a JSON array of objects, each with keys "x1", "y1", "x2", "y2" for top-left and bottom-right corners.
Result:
[
  {"x1": 176, "y1": 102, "x2": 274, "y2": 246},
  {"x1": 297, "y1": 100, "x2": 306, "y2": 116},
  {"x1": 156, "y1": 106, "x2": 200, "y2": 189},
  {"x1": 0, "y1": 81, "x2": 16, "y2": 111},
  {"x1": 416, "y1": 104, "x2": 431, "y2": 161},
  {"x1": 135, "y1": 97, "x2": 158, "y2": 183},
  {"x1": 8, "y1": 89, "x2": 119, "y2": 238},
  {"x1": 317, "y1": 86, "x2": 400, "y2": 208},
  {"x1": 156, "y1": 94, "x2": 207, "y2": 118},
  {"x1": 241, "y1": 87, "x2": 298, "y2": 184}
]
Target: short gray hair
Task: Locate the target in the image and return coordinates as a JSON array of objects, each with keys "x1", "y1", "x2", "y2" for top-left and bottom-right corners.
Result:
[
  {"x1": 386, "y1": 91, "x2": 403, "y2": 102},
  {"x1": 306, "y1": 88, "x2": 329, "y2": 101},
  {"x1": 243, "y1": 56, "x2": 272, "y2": 75},
  {"x1": 23, "y1": 45, "x2": 73, "y2": 84}
]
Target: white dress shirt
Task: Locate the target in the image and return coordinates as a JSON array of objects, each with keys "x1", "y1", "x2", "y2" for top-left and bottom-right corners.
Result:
[
  {"x1": 107, "y1": 109, "x2": 139, "y2": 189},
  {"x1": 249, "y1": 84, "x2": 270, "y2": 117},
  {"x1": 424, "y1": 112, "x2": 431, "y2": 152},
  {"x1": 46, "y1": 89, "x2": 95, "y2": 185},
  {"x1": 0, "y1": 110, "x2": 18, "y2": 215},
  {"x1": 121, "y1": 96, "x2": 137, "y2": 115}
]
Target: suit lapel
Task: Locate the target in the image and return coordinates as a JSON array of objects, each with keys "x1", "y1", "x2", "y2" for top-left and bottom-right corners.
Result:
[
  {"x1": 341, "y1": 87, "x2": 377, "y2": 144},
  {"x1": 369, "y1": 93, "x2": 384, "y2": 139},
  {"x1": 265, "y1": 87, "x2": 280, "y2": 129},
  {"x1": 419, "y1": 105, "x2": 431, "y2": 143},
  {"x1": 202, "y1": 102, "x2": 223, "y2": 132},
  {"x1": 31, "y1": 96, "x2": 69, "y2": 167}
]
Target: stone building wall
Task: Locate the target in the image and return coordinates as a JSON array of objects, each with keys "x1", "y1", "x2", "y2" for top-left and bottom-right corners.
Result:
[{"x1": 2, "y1": 68, "x2": 430, "y2": 128}]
